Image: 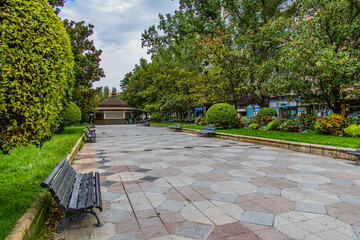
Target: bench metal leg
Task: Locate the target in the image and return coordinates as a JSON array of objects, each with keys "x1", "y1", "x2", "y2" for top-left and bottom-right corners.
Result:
[
  {"x1": 56, "y1": 209, "x2": 102, "y2": 233},
  {"x1": 357, "y1": 157, "x2": 360, "y2": 166}
]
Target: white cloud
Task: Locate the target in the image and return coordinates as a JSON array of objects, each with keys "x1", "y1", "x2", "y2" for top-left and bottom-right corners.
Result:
[{"x1": 59, "y1": 0, "x2": 179, "y2": 91}]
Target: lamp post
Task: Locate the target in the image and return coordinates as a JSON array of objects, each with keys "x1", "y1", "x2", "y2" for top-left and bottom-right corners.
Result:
[{"x1": 201, "y1": 59, "x2": 210, "y2": 115}]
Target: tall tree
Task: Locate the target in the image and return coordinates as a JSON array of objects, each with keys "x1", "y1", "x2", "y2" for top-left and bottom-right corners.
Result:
[
  {"x1": 277, "y1": 0, "x2": 360, "y2": 114},
  {"x1": 102, "y1": 86, "x2": 110, "y2": 100},
  {"x1": 62, "y1": 20, "x2": 105, "y2": 112}
]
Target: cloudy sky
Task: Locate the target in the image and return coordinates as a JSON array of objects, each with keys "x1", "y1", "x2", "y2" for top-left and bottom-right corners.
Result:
[{"x1": 59, "y1": 0, "x2": 179, "y2": 91}]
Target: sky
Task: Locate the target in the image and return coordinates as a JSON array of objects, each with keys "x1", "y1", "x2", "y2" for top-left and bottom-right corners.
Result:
[{"x1": 59, "y1": 0, "x2": 179, "y2": 91}]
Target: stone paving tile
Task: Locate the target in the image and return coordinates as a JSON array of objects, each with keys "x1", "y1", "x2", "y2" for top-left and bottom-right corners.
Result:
[{"x1": 53, "y1": 125, "x2": 360, "y2": 240}]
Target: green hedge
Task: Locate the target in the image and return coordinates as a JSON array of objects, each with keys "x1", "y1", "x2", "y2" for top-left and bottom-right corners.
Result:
[
  {"x1": 0, "y1": 0, "x2": 74, "y2": 152},
  {"x1": 150, "y1": 113, "x2": 163, "y2": 122},
  {"x1": 62, "y1": 102, "x2": 81, "y2": 126}
]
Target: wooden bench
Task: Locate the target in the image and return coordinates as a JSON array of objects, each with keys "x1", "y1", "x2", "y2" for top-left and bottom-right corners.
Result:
[
  {"x1": 197, "y1": 126, "x2": 216, "y2": 137},
  {"x1": 169, "y1": 123, "x2": 182, "y2": 131},
  {"x1": 87, "y1": 126, "x2": 96, "y2": 137},
  {"x1": 90, "y1": 122, "x2": 96, "y2": 128},
  {"x1": 40, "y1": 158, "x2": 102, "y2": 233},
  {"x1": 83, "y1": 129, "x2": 96, "y2": 142},
  {"x1": 347, "y1": 143, "x2": 360, "y2": 165}
]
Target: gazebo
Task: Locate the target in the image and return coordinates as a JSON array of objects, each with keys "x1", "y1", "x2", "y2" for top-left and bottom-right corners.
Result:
[{"x1": 94, "y1": 93, "x2": 137, "y2": 125}]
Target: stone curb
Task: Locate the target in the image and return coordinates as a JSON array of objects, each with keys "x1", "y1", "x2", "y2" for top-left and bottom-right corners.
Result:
[
  {"x1": 166, "y1": 127, "x2": 357, "y2": 162},
  {"x1": 5, "y1": 134, "x2": 85, "y2": 240}
]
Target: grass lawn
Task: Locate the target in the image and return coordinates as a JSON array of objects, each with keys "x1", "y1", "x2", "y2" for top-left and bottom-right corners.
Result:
[
  {"x1": 0, "y1": 128, "x2": 84, "y2": 240},
  {"x1": 68, "y1": 123, "x2": 89, "y2": 128},
  {"x1": 181, "y1": 125, "x2": 359, "y2": 149}
]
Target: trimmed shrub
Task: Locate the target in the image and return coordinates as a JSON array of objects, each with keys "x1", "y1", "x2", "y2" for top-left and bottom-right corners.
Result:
[
  {"x1": 257, "y1": 108, "x2": 277, "y2": 118},
  {"x1": 267, "y1": 121, "x2": 278, "y2": 131},
  {"x1": 249, "y1": 123, "x2": 260, "y2": 130},
  {"x1": 240, "y1": 116, "x2": 249, "y2": 127},
  {"x1": 0, "y1": 0, "x2": 74, "y2": 152},
  {"x1": 150, "y1": 113, "x2": 163, "y2": 122},
  {"x1": 206, "y1": 103, "x2": 237, "y2": 128},
  {"x1": 195, "y1": 116, "x2": 207, "y2": 126},
  {"x1": 300, "y1": 114, "x2": 317, "y2": 130},
  {"x1": 315, "y1": 114, "x2": 350, "y2": 135},
  {"x1": 344, "y1": 124, "x2": 360, "y2": 137},
  {"x1": 248, "y1": 115, "x2": 262, "y2": 126},
  {"x1": 81, "y1": 113, "x2": 90, "y2": 123},
  {"x1": 62, "y1": 102, "x2": 81, "y2": 126}
]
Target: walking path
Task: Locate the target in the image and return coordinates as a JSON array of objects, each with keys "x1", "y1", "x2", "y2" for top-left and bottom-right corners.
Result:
[{"x1": 57, "y1": 125, "x2": 360, "y2": 240}]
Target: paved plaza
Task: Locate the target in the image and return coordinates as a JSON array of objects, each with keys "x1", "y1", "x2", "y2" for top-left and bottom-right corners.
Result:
[{"x1": 57, "y1": 125, "x2": 360, "y2": 240}]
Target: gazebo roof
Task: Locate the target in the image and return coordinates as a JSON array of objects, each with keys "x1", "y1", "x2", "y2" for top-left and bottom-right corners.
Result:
[{"x1": 96, "y1": 93, "x2": 136, "y2": 111}]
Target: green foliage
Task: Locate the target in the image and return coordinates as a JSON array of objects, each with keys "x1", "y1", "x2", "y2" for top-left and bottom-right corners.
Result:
[
  {"x1": 248, "y1": 116, "x2": 263, "y2": 126},
  {"x1": 195, "y1": 116, "x2": 207, "y2": 126},
  {"x1": 206, "y1": 103, "x2": 237, "y2": 128},
  {"x1": 315, "y1": 114, "x2": 350, "y2": 135},
  {"x1": 62, "y1": 102, "x2": 81, "y2": 126},
  {"x1": 81, "y1": 113, "x2": 90, "y2": 123},
  {"x1": 249, "y1": 123, "x2": 260, "y2": 130},
  {"x1": 0, "y1": 0, "x2": 74, "y2": 153},
  {"x1": 344, "y1": 124, "x2": 360, "y2": 137},
  {"x1": 150, "y1": 113, "x2": 163, "y2": 122},
  {"x1": 257, "y1": 108, "x2": 277, "y2": 118},
  {"x1": 300, "y1": 114, "x2": 316, "y2": 130},
  {"x1": 347, "y1": 115, "x2": 360, "y2": 125},
  {"x1": 278, "y1": 0, "x2": 360, "y2": 114},
  {"x1": 267, "y1": 121, "x2": 278, "y2": 131}
]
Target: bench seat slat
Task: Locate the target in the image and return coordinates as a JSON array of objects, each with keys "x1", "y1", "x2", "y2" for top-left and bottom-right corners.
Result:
[
  {"x1": 77, "y1": 174, "x2": 88, "y2": 210},
  {"x1": 41, "y1": 158, "x2": 66, "y2": 188},
  {"x1": 86, "y1": 172, "x2": 94, "y2": 209},
  {"x1": 50, "y1": 163, "x2": 70, "y2": 198},
  {"x1": 94, "y1": 172, "x2": 102, "y2": 211},
  {"x1": 59, "y1": 171, "x2": 76, "y2": 210},
  {"x1": 54, "y1": 166, "x2": 75, "y2": 202},
  {"x1": 68, "y1": 173, "x2": 82, "y2": 210}
]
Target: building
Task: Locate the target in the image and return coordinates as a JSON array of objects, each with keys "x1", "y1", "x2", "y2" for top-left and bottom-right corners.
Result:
[{"x1": 94, "y1": 93, "x2": 137, "y2": 125}]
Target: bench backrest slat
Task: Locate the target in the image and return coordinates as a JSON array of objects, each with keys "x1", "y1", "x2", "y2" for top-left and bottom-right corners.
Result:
[
  {"x1": 357, "y1": 143, "x2": 360, "y2": 151},
  {"x1": 59, "y1": 171, "x2": 76, "y2": 210},
  {"x1": 201, "y1": 126, "x2": 216, "y2": 131},
  {"x1": 68, "y1": 173, "x2": 82, "y2": 210},
  {"x1": 49, "y1": 162, "x2": 70, "y2": 197},
  {"x1": 83, "y1": 129, "x2": 90, "y2": 138},
  {"x1": 94, "y1": 172, "x2": 102, "y2": 210},
  {"x1": 86, "y1": 172, "x2": 94, "y2": 208},
  {"x1": 41, "y1": 158, "x2": 66, "y2": 188},
  {"x1": 54, "y1": 165, "x2": 75, "y2": 202},
  {"x1": 77, "y1": 174, "x2": 88, "y2": 210}
]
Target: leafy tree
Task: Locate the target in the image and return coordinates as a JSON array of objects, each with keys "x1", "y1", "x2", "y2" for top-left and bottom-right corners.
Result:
[
  {"x1": 62, "y1": 20, "x2": 105, "y2": 112},
  {"x1": 277, "y1": 0, "x2": 360, "y2": 114},
  {"x1": 102, "y1": 86, "x2": 110, "y2": 100},
  {"x1": 0, "y1": 0, "x2": 74, "y2": 152},
  {"x1": 48, "y1": 0, "x2": 66, "y2": 14},
  {"x1": 112, "y1": 87, "x2": 117, "y2": 94}
]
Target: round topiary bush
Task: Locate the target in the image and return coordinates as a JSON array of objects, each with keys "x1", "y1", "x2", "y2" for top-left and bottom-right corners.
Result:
[
  {"x1": 0, "y1": 0, "x2": 74, "y2": 152},
  {"x1": 206, "y1": 103, "x2": 237, "y2": 128},
  {"x1": 150, "y1": 113, "x2": 163, "y2": 122},
  {"x1": 257, "y1": 107, "x2": 277, "y2": 118},
  {"x1": 62, "y1": 102, "x2": 81, "y2": 126}
]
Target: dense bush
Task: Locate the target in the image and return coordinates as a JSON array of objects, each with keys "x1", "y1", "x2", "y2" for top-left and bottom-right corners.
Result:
[
  {"x1": 248, "y1": 115, "x2": 262, "y2": 126},
  {"x1": 267, "y1": 121, "x2": 278, "y2": 131},
  {"x1": 261, "y1": 116, "x2": 273, "y2": 124},
  {"x1": 348, "y1": 115, "x2": 360, "y2": 125},
  {"x1": 344, "y1": 124, "x2": 360, "y2": 137},
  {"x1": 195, "y1": 116, "x2": 207, "y2": 126},
  {"x1": 150, "y1": 113, "x2": 163, "y2": 122},
  {"x1": 257, "y1": 108, "x2": 277, "y2": 118},
  {"x1": 249, "y1": 123, "x2": 260, "y2": 130},
  {"x1": 81, "y1": 113, "x2": 90, "y2": 123},
  {"x1": 0, "y1": 0, "x2": 74, "y2": 152},
  {"x1": 62, "y1": 102, "x2": 81, "y2": 126},
  {"x1": 279, "y1": 120, "x2": 303, "y2": 132},
  {"x1": 206, "y1": 103, "x2": 237, "y2": 128},
  {"x1": 240, "y1": 116, "x2": 249, "y2": 126},
  {"x1": 300, "y1": 114, "x2": 317, "y2": 130},
  {"x1": 232, "y1": 116, "x2": 243, "y2": 128},
  {"x1": 315, "y1": 114, "x2": 350, "y2": 135}
]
